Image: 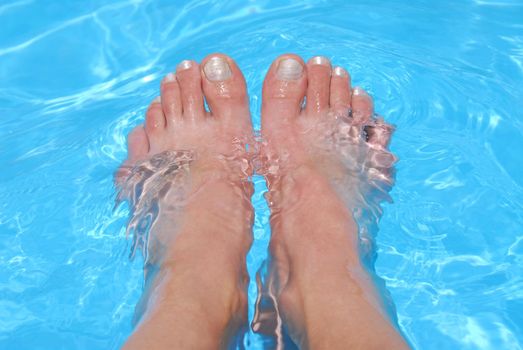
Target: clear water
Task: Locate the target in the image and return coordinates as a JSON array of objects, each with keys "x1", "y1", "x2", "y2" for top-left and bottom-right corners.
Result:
[{"x1": 1, "y1": 0, "x2": 522, "y2": 349}]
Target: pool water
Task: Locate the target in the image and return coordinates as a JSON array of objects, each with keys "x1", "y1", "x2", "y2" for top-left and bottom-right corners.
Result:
[{"x1": 1, "y1": 0, "x2": 522, "y2": 349}]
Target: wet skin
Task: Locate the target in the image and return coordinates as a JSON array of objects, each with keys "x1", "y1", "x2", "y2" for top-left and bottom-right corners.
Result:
[{"x1": 120, "y1": 53, "x2": 410, "y2": 349}]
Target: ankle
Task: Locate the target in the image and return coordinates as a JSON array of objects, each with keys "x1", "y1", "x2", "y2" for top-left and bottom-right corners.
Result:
[{"x1": 142, "y1": 261, "x2": 248, "y2": 339}]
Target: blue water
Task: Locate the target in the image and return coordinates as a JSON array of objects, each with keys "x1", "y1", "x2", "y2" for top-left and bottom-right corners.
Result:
[{"x1": 1, "y1": 0, "x2": 522, "y2": 349}]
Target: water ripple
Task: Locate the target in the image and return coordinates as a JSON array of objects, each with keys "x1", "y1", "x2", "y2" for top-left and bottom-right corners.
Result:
[{"x1": 1, "y1": 0, "x2": 522, "y2": 349}]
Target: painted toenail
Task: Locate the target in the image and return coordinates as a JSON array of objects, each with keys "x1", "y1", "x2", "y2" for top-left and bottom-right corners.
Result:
[
  {"x1": 277, "y1": 58, "x2": 303, "y2": 80},
  {"x1": 164, "y1": 72, "x2": 175, "y2": 82},
  {"x1": 353, "y1": 87, "x2": 366, "y2": 96},
  {"x1": 333, "y1": 66, "x2": 347, "y2": 77},
  {"x1": 310, "y1": 56, "x2": 330, "y2": 66},
  {"x1": 203, "y1": 57, "x2": 232, "y2": 81},
  {"x1": 153, "y1": 96, "x2": 161, "y2": 103},
  {"x1": 177, "y1": 60, "x2": 192, "y2": 71}
]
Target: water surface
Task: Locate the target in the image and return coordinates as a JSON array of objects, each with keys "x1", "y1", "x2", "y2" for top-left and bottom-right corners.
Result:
[{"x1": 1, "y1": 1, "x2": 522, "y2": 349}]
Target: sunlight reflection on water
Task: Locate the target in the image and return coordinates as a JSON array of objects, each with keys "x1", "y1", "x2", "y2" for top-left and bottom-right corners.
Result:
[{"x1": 0, "y1": 0, "x2": 522, "y2": 349}]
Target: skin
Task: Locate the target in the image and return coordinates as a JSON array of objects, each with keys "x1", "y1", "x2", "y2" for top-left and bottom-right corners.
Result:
[
  {"x1": 260, "y1": 54, "x2": 409, "y2": 349},
  {"x1": 120, "y1": 54, "x2": 253, "y2": 349},
  {"x1": 120, "y1": 53, "x2": 410, "y2": 349}
]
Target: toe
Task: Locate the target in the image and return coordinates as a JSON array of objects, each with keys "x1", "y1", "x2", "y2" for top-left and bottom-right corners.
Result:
[
  {"x1": 351, "y1": 87, "x2": 374, "y2": 125},
  {"x1": 127, "y1": 125, "x2": 149, "y2": 162},
  {"x1": 329, "y1": 66, "x2": 352, "y2": 118},
  {"x1": 261, "y1": 54, "x2": 307, "y2": 130},
  {"x1": 145, "y1": 97, "x2": 166, "y2": 151},
  {"x1": 160, "y1": 72, "x2": 182, "y2": 127},
  {"x1": 366, "y1": 118, "x2": 393, "y2": 149},
  {"x1": 304, "y1": 56, "x2": 331, "y2": 117},
  {"x1": 201, "y1": 53, "x2": 250, "y2": 128},
  {"x1": 116, "y1": 125, "x2": 150, "y2": 185},
  {"x1": 176, "y1": 60, "x2": 206, "y2": 121}
]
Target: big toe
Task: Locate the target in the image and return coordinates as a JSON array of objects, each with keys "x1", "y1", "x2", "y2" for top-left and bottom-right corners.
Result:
[
  {"x1": 200, "y1": 53, "x2": 251, "y2": 130},
  {"x1": 261, "y1": 54, "x2": 307, "y2": 132}
]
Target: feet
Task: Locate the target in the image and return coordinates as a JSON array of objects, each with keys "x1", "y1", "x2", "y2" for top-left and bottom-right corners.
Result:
[{"x1": 120, "y1": 53, "x2": 405, "y2": 349}]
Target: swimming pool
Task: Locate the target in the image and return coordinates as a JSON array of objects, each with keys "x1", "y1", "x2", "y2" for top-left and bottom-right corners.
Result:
[{"x1": 1, "y1": 0, "x2": 522, "y2": 348}]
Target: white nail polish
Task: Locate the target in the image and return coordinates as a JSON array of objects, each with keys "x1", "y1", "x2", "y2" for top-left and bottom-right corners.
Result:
[
  {"x1": 310, "y1": 56, "x2": 330, "y2": 66},
  {"x1": 333, "y1": 66, "x2": 347, "y2": 77},
  {"x1": 277, "y1": 58, "x2": 303, "y2": 80},
  {"x1": 153, "y1": 96, "x2": 161, "y2": 103},
  {"x1": 164, "y1": 72, "x2": 175, "y2": 82},
  {"x1": 203, "y1": 56, "x2": 232, "y2": 81},
  {"x1": 353, "y1": 87, "x2": 366, "y2": 96},
  {"x1": 177, "y1": 60, "x2": 192, "y2": 71}
]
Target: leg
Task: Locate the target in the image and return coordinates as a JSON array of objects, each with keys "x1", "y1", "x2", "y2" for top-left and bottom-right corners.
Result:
[
  {"x1": 260, "y1": 54, "x2": 410, "y2": 349},
  {"x1": 119, "y1": 54, "x2": 253, "y2": 349}
]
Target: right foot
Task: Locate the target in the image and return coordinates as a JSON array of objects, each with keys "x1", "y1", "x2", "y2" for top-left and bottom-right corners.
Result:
[
  {"x1": 257, "y1": 54, "x2": 407, "y2": 349},
  {"x1": 260, "y1": 54, "x2": 395, "y2": 209},
  {"x1": 260, "y1": 54, "x2": 395, "y2": 269}
]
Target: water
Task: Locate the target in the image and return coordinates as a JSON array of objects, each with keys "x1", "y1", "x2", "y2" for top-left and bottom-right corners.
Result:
[{"x1": 1, "y1": 0, "x2": 522, "y2": 349}]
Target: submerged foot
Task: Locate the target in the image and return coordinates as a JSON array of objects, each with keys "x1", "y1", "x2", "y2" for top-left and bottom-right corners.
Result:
[
  {"x1": 256, "y1": 54, "x2": 406, "y2": 349},
  {"x1": 259, "y1": 54, "x2": 396, "y2": 260},
  {"x1": 260, "y1": 54, "x2": 394, "y2": 204},
  {"x1": 119, "y1": 54, "x2": 255, "y2": 349},
  {"x1": 117, "y1": 54, "x2": 255, "y2": 260},
  {"x1": 122, "y1": 54, "x2": 252, "y2": 180}
]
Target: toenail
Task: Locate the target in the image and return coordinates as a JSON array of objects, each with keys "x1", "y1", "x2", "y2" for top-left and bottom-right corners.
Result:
[
  {"x1": 153, "y1": 96, "x2": 161, "y2": 103},
  {"x1": 309, "y1": 56, "x2": 330, "y2": 66},
  {"x1": 177, "y1": 60, "x2": 192, "y2": 71},
  {"x1": 164, "y1": 72, "x2": 175, "y2": 82},
  {"x1": 276, "y1": 58, "x2": 303, "y2": 80},
  {"x1": 333, "y1": 66, "x2": 348, "y2": 77},
  {"x1": 203, "y1": 56, "x2": 232, "y2": 81},
  {"x1": 353, "y1": 87, "x2": 366, "y2": 96}
]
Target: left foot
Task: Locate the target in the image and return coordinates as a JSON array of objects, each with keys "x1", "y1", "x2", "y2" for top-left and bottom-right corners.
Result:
[
  {"x1": 119, "y1": 54, "x2": 252, "y2": 185},
  {"x1": 117, "y1": 54, "x2": 254, "y2": 262},
  {"x1": 120, "y1": 54, "x2": 254, "y2": 350}
]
